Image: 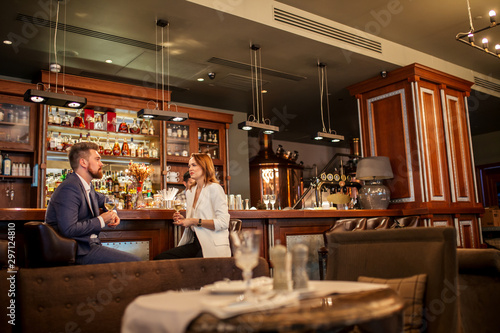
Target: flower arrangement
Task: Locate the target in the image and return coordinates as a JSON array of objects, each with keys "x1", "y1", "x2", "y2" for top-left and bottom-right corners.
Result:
[{"x1": 126, "y1": 162, "x2": 153, "y2": 185}]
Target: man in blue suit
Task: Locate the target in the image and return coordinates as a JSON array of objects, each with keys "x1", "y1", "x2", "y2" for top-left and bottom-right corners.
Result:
[{"x1": 46, "y1": 142, "x2": 140, "y2": 264}]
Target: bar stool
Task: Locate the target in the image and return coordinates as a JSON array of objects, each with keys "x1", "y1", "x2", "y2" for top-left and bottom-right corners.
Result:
[
  {"x1": 393, "y1": 216, "x2": 420, "y2": 228},
  {"x1": 366, "y1": 216, "x2": 392, "y2": 229}
]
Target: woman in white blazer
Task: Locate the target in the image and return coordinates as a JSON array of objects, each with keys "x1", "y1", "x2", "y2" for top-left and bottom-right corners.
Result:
[{"x1": 154, "y1": 153, "x2": 231, "y2": 259}]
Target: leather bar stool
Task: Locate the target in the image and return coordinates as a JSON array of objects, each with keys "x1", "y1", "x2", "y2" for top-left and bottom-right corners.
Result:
[
  {"x1": 23, "y1": 221, "x2": 77, "y2": 268},
  {"x1": 393, "y1": 216, "x2": 420, "y2": 228}
]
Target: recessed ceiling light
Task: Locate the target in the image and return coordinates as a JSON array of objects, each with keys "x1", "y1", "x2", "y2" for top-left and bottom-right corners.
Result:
[
  {"x1": 261, "y1": 90, "x2": 268, "y2": 93},
  {"x1": 197, "y1": 78, "x2": 204, "y2": 81},
  {"x1": 3, "y1": 40, "x2": 12, "y2": 45},
  {"x1": 105, "y1": 59, "x2": 113, "y2": 63}
]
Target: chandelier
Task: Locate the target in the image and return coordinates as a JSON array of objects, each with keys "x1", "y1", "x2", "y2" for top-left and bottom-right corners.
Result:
[{"x1": 455, "y1": 0, "x2": 499, "y2": 58}]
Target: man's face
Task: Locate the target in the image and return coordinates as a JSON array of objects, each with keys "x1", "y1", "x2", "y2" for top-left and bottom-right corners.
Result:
[{"x1": 85, "y1": 149, "x2": 104, "y2": 179}]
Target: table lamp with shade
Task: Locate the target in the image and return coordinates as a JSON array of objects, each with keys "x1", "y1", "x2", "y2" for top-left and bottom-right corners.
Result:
[{"x1": 356, "y1": 156, "x2": 394, "y2": 209}]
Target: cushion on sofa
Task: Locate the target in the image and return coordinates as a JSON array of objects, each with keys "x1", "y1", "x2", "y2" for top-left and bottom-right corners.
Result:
[{"x1": 358, "y1": 274, "x2": 427, "y2": 333}]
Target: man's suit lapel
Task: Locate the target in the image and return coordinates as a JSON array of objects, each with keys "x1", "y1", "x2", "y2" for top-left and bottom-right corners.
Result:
[{"x1": 71, "y1": 173, "x2": 97, "y2": 217}]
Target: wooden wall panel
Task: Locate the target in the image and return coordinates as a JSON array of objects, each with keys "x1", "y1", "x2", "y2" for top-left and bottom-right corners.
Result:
[
  {"x1": 443, "y1": 88, "x2": 474, "y2": 203},
  {"x1": 417, "y1": 81, "x2": 448, "y2": 203}
]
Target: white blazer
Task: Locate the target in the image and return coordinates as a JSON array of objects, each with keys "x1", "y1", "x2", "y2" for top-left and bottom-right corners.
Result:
[{"x1": 177, "y1": 182, "x2": 231, "y2": 257}]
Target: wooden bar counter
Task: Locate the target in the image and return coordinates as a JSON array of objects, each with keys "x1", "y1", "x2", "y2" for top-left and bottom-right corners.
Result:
[{"x1": 0, "y1": 206, "x2": 484, "y2": 268}]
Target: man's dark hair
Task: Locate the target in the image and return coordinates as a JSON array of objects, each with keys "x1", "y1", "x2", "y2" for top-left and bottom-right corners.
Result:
[
  {"x1": 69, "y1": 142, "x2": 99, "y2": 171},
  {"x1": 183, "y1": 171, "x2": 190, "y2": 183}
]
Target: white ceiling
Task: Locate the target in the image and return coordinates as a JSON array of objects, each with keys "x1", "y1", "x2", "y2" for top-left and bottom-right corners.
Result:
[{"x1": 0, "y1": 0, "x2": 499, "y2": 147}]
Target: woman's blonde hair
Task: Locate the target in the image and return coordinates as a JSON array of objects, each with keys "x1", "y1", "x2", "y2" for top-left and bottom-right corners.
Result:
[{"x1": 188, "y1": 153, "x2": 218, "y2": 189}]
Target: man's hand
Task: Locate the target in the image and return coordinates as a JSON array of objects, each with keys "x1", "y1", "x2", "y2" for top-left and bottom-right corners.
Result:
[{"x1": 101, "y1": 211, "x2": 120, "y2": 227}]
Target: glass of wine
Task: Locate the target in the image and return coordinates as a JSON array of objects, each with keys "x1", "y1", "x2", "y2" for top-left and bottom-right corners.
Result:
[
  {"x1": 263, "y1": 195, "x2": 270, "y2": 210},
  {"x1": 269, "y1": 194, "x2": 276, "y2": 210},
  {"x1": 104, "y1": 195, "x2": 116, "y2": 211},
  {"x1": 230, "y1": 230, "x2": 262, "y2": 300},
  {"x1": 173, "y1": 193, "x2": 186, "y2": 212}
]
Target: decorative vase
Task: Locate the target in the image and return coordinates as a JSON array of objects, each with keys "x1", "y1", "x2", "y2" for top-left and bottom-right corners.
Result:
[{"x1": 135, "y1": 182, "x2": 145, "y2": 209}]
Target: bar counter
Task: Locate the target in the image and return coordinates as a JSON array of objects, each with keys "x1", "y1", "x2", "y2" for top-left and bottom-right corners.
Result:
[{"x1": 0, "y1": 206, "x2": 484, "y2": 268}]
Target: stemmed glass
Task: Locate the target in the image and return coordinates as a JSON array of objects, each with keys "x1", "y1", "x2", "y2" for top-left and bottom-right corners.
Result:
[
  {"x1": 263, "y1": 195, "x2": 270, "y2": 210},
  {"x1": 230, "y1": 230, "x2": 262, "y2": 299},
  {"x1": 269, "y1": 194, "x2": 276, "y2": 210},
  {"x1": 173, "y1": 193, "x2": 186, "y2": 212},
  {"x1": 104, "y1": 195, "x2": 116, "y2": 211}
]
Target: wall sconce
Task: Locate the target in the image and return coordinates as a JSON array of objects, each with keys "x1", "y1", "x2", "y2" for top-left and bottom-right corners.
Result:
[{"x1": 456, "y1": 4, "x2": 499, "y2": 59}]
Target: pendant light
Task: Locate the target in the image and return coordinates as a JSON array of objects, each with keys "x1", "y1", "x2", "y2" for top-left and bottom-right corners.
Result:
[
  {"x1": 238, "y1": 44, "x2": 279, "y2": 134},
  {"x1": 312, "y1": 62, "x2": 344, "y2": 143},
  {"x1": 138, "y1": 19, "x2": 188, "y2": 122},
  {"x1": 24, "y1": 0, "x2": 87, "y2": 109}
]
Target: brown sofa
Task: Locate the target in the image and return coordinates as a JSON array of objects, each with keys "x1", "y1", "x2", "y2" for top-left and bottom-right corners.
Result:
[{"x1": 1, "y1": 257, "x2": 269, "y2": 333}]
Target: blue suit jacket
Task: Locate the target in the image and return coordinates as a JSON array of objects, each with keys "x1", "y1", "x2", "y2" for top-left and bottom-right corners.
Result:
[{"x1": 45, "y1": 172, "x2": 106, "y2": 256}]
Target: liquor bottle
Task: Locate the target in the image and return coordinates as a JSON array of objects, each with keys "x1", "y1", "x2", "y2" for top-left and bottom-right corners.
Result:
[
  {"x1": 182, "y1": 126, "x2": 188, "y2": 138},
  {"x1": 113, "y1": 172, "x2": 120, "y2": 194},
  {"x1": 106, "y1": 171, "x2": 113, "y2": 193},
  {"x1": 129, "y1": 119, "x2": 140, "y2": 134},
  {"x1": 140, "y1": 120, "x2": 148, "y2": 134},
  {"x1": 85, "y1": 132, "x2": 91, "y2": 142},
  {"x1": 202, "y1": 130, "x2": 207, "y2": 142},
  {"x1": 112, "y1": 137, "x2": 121, "y2": 156},
  {"x1": 197, "y1": 128, "x2": 201, "y2": 140},
  {"x1": 104, "y1": 135, "x2": 113, "y2": 156},
  {"x1": 167, "y1": 124, "x2": 172, "y2": 137},
  {"x1": 176, "y1": 125, "x2": 182, "y2": 138},
  {"x1": 78, "y1": 133, "x2": 83, "y2": 143},
  {"x1": 61, "y1": 111, "x2": 71, "y2": 126},
  {"x1": 118, "y1": 118, "x2": 129, "y2": 133},
  {"x1": 208, "y1": 131, "x2": 213, "y2": 142},
  {"x1": 143, "y1": 141, "x2": 149, "y2": 158},
  {"x1": 54, "y1": 108, "x2": 61, "y2": 125},
  {"x1": 72, "y1": 110, "x2": 85, "y2": 128},
  {"x1": 48, "y1": 109, "x2": 54, "y2": 124},
  {"x1": 213, "y1": 132, "x2": 218, "y2": 143},
  {"x1": 56, "y1": 132, "x2": 64, "y2": 151},
  {"x1": 150, "y1": 142, "x2": 158, "y2": 158},
  {"x1": 148, "y1": 120, "x2": 155, "y2": 135},
  {"x1": 96, "y1": 137, "x2": 104, "y2": 155},
  {"x1": 47, "y1": 131, "x2": 54, "y2": 150},
  {"x1": 2, "y1": 153, "x2": 12, "y2": 176},
  {"x1": 121, "y1": 137, "x2": 130, "y2": 156},
  {"x1": 137, "y1": 142, "x2": 144, "y2": 157},
  {"x1": 130, "y1": 138, "x2": 137, "y2": 157}
]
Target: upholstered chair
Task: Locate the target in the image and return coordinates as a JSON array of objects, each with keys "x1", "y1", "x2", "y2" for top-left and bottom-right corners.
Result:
[
  {"x1": 366, "y1": 216, "x2": 392, "y2": 229},
  {"x1": 326, "y1": 227, "x2": 458, "y2": 333}
]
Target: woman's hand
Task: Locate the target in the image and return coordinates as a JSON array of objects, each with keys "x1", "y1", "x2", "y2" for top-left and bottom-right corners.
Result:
[
  {"x1": 173, "y1": 218, "x2": 196, "y2": 227},
  {"x1": 173, "y1": 211, "x2": 183, "y2": 222}
]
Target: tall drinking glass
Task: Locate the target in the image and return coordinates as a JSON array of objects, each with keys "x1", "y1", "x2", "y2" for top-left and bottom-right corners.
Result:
[{"x1": 230, "y1": 230, "x2": 262, "y2": 299}]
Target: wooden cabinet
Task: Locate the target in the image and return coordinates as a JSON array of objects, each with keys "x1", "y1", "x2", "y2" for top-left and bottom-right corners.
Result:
[{"x1": 348, "y1": 63, "x2": 483, "y2": 247}]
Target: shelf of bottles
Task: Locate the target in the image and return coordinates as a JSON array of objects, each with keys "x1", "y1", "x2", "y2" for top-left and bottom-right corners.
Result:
[
  {"x1": 198, "y1": 127, "x2": 220, "y2": 164},
  {"x1": 166, "y1": 123, "x2": 190, "y2": 159},
  {"x1": 45, "y1": 106, "x2": 160, "y2": 208},
  {"x1": 0, "y1": 102, "x2": 30, "y2": 145}
]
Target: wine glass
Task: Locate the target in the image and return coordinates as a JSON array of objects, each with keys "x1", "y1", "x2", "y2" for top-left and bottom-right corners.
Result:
[
  {"x1": 173, "y1": 193, "x2": 186, "y2": 212},
  {"x1": 104, "y1": 195, "x2": 116, "y2": 211},
  {"x1": 269, "y1": 194, "x2": 276, "y2": 210},
  {"x1": 230, "y1": 230, "x2": 262, "y2": 300},
  {"x1": 263, "y1": 195, "x2": 270, "y2": 210}
]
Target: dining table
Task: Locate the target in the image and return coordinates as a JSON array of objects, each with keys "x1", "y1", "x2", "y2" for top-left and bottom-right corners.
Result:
[{"x1": 121, "y1": 278, "x2": 405, "y2": 333}]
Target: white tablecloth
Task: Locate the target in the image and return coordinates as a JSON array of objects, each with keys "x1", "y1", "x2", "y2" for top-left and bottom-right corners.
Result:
[{"x1": 121, "y1": 280, "x2": 387, "y2": 333}]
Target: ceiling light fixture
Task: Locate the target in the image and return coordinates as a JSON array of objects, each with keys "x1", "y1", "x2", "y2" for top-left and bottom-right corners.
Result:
[
  {"x1": 24, "y1": 0, "x2": 87, "y2": 109},
  {"x1": 138, "y1": 19, "x2": 188, "y2": 122},
  {"x1": 312, "y1": 62, "x2": 344, "y2": 143},
  {"x1": 238, "y1": 44, "x2": 279, "y2": 134},
  {"x1": 456, "y1": 1, "x2": 499, "y2": 59}
]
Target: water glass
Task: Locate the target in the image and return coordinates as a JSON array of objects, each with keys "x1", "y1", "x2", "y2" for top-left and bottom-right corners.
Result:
[
  {"x1": 269, "y1": 194, "x2": 276, "y2": 210},
  {"x1": 263, "y1": 195, "x2": 270, "y2": 210}
]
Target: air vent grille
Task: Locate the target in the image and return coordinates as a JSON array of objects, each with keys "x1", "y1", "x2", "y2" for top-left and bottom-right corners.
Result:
[
  {"x1": 474, "y1": 77, "x2": 500, "y2": 94},
  {"x1": 273, "y1": 7, "x2": 382, "y2": 53},
  {"x1": 16, "y1": 13, "x2": 160, "y2": 51},
  {"x1": 207, "y1": 57, "x2": 306, "y2": 81}
]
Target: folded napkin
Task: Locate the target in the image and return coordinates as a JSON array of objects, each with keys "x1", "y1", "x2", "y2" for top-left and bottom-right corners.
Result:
[{"x1": 201, "y1": 291, "x2": 300, "y2": 319}]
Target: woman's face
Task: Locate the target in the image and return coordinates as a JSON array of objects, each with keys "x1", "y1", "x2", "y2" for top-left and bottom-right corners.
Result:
[{"x1": 188, "y1": 157, "x2": 204, "y2": 182}]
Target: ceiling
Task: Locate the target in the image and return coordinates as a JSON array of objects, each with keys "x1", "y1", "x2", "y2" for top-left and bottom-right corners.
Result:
[{"x1": 1, "y1": 0, "x2": 499, "y2": 148}]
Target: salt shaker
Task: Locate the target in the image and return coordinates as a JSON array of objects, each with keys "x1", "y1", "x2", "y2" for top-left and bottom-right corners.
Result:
[
  {"x1": 270, "y1": 242, "x2": 292, "y2": 291},
  {"x1": 292, "y1": 244, "x2": 309, "y2": 290}
]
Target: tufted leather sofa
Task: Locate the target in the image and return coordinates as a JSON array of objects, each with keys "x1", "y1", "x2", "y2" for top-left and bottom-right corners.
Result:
[{"x1": 3, "y1": 257, "x2": 269, "y2": 333}]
